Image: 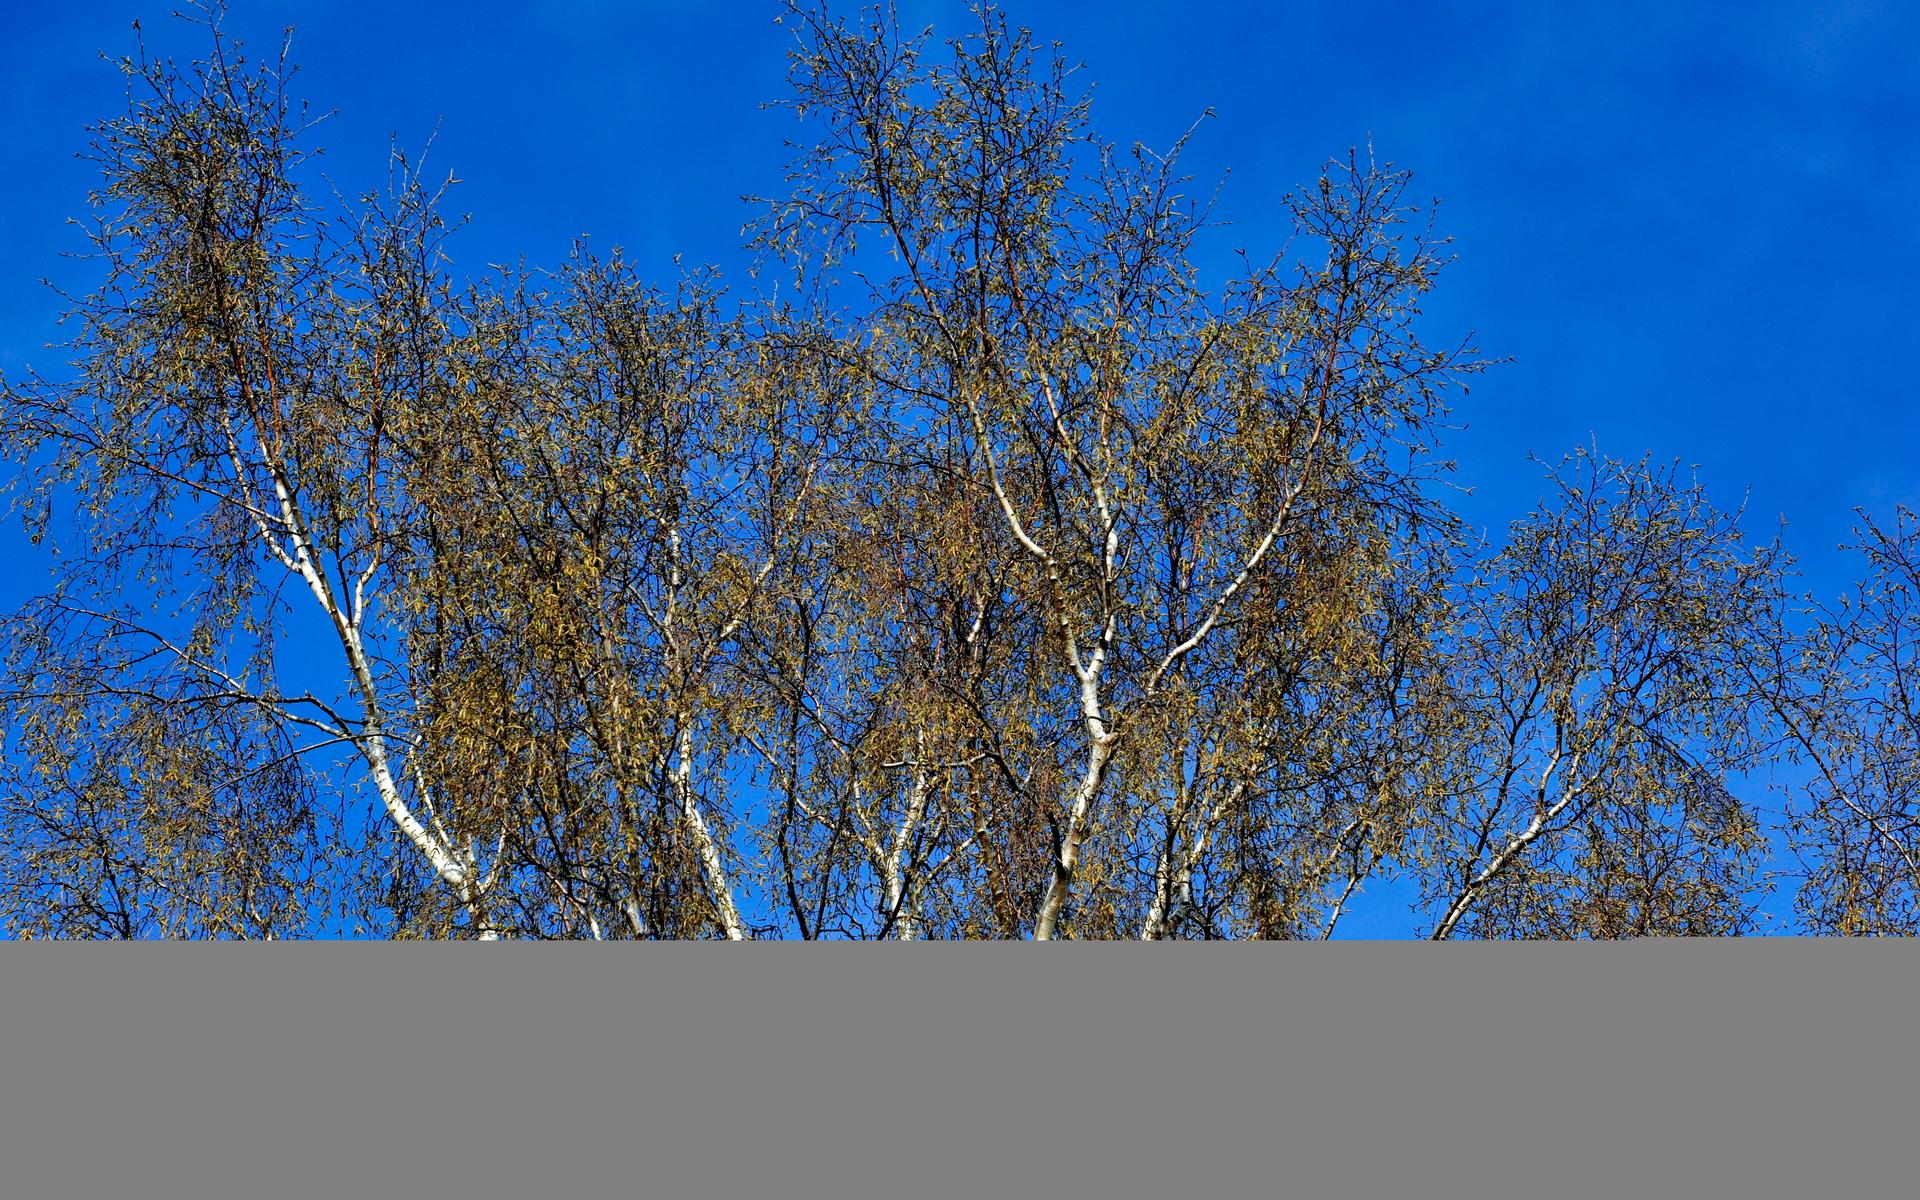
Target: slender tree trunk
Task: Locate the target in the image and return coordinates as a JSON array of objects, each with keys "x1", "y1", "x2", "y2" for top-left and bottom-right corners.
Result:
[
  {"x1": 674, "y1": 716, "x2": 746, "y2": 940},
  {"x1": 1033, "y1": 732, "x2": 1119, "y2": 940}
]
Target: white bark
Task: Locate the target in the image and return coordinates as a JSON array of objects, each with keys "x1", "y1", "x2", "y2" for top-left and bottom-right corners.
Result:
[
  {"x1": 879, "y1": 737, "x2": 934, "y2": 940},
  {"x1": 1140, "y1": 781, "x2": 1245, "y2": 940},
  {"x1": 655, "y1": 521, "x2": 750, "y2": 941},
  {"x1": 623, "y1": 898, "x2": 650, "y2": 939},
  {"x1": 675, "y1": 716, "x2": 746, "y2": 941},
  {"x1": 242, "y1": 431, "x2": 497, "y2": 934},
  {"x1": 1032, "y1": 729, "x2": 1119, "y2": 941},
  {"x1": 1432, "y1": 743, "x2": 1591, "y2": 940}
]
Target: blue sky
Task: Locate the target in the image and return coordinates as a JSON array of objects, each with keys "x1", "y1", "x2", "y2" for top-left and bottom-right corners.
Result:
[
  {"x1": 2, "y1": 1, "x2": 1915, "y2": 934},
  {"x1": 7, "y1": 1, "x2": 1915, "y2": 593}
]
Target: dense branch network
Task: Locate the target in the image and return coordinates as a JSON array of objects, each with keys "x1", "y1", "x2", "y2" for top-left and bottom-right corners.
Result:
[{"x1": 0, "y1": 2, "x2": 1903, "y2": 938}]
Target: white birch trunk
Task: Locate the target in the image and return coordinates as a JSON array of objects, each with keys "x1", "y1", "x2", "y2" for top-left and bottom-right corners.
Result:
[
  {"x1": 1432, "y1": 745, "x2": 1589, "y2": 940},
  {"x1": 253, "y1": 445, "x2": 496, "y2": 935},
  {"x1": 1140, "y1": 781, "x2": 1244, "y2": 940},
  {"x1": 880, "y1": 748, "x2": 933, "y2": 940},
  {"x1": 675, "y1": 717, "x2": 746, "y2": 941},
  {"x1": 1032, "y1": 729, "x2": 1119, "y2": 941}
]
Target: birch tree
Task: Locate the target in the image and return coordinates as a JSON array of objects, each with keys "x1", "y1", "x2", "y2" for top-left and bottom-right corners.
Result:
[
  {"x1": 1776, "y1": 511, "x2": 1920, "y2": 933},
  {"x1": 396, "y1": 256, "x2": 847, "y2": 938},
  {"x1": 765, "y1": 2, "x2": 1478, "y2": 938},
  {"x1": 0, "y1": 11, "x2": 838, "y2": 940},
  {"x1": 4, "y1": 2, "x2": 1844, "y2": 940},
  {"x1": 1421, "y1": 453, "x2": 1786, "y2": 939},
  {"x1": 0, "y1": 17, "x2": 505, "y2": 935}
]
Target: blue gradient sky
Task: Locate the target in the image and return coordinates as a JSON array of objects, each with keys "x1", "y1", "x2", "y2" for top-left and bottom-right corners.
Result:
[
  {"x1": 3, "y1": 1, "x2": 1915, "y2": 933},
  {"x1": 7, "y1": 2, "x2": 1915, "y2": 587}
]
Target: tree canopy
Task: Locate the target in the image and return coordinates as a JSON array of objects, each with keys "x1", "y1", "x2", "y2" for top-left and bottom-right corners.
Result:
[{"x1": 1, "y1": 2, "x2": 1910, "y2": 938}]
